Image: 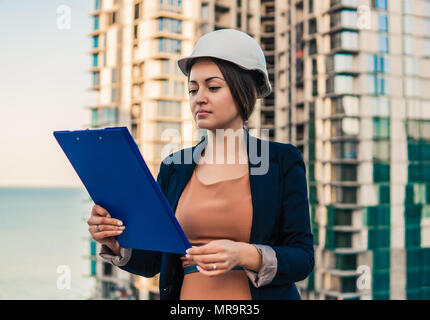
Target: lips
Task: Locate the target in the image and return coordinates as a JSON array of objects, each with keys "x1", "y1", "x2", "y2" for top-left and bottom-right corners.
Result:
[{"x1": 197, "y1": 110, "x2": 211, "y2": 115}]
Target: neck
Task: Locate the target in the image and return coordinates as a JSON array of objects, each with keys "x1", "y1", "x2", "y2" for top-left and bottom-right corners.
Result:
[{"x1": 202, "y1": 127, "x2": 248, "y2": 165}]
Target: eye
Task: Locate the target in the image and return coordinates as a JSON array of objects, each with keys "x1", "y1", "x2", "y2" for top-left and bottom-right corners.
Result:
[
  {"x1": 209, "y1": 87, "x2": 220, "y2": 91},
  {"x1": 188, "y1": 89, "x2": 197, "y2": 94}
]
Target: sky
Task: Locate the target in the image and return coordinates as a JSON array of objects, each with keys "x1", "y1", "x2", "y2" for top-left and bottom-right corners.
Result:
[{"x1": 0, "y1": 0, "x2": 95, "y2": 187}]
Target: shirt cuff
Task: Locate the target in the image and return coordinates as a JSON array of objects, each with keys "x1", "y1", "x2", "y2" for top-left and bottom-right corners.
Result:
[
  {"x1": 99, "y1": 244, "x2": 133, "y2": 267},
  {"x1": 244, "y1": 244, "x2": 278, "y2": 288}
]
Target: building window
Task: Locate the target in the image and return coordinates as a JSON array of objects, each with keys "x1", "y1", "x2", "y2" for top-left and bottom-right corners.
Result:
[
  {"x1": 336, "y1": 254, "x2": 357, "y2": 270},
  {"x1": 157, "y1": 100, "x2": 181, "y2": 117},
  {"x1": 402, "y1": 0, "x2": 412, "y2": 14},
  {"x1": 158, "y1": 38, "x2": 181, "y2": 54},
  {"x1": 92, "y1": 72, "x2": 100, "y2": 86},
  {"x1": 424, "y1": 19, "x2": 430, "y2": 37},
  {"x1": 373, "y1": 118, "x2": 390, "y2": 138},
  {"x1": 94, "y1": 0, "x2": 101, "y2": 10},
  {"x1": 327, "y1": 75, "x2": 354, "y2": 94},
  {"x1": 93, "y1": 36, "x2": 99, "y2": 48},
  {"x1": 330, "y1": 9, "x2": 357, "y2": 29},
  {"x1": 134, "y1": 2, "x2": 141, "y2": 20},
  {"x1": 112, "y1": 68, "x2": 118, "y2": 83},
  {"x1": 372, "y1": 97, "x2": 390, "y2": 117},
  {"x1": 404, "y1": 57, "x2": 419, "y2": 76},
  {"x1": 100, "y1": 108, "x2": 118, "y2": 125},
  {"x1": 331, "y1": 96, "x2": 359, "y2": 116},
  {"x1": 332, "y1": 187, "x2": 357, "y2": 204},
  {"x1": 372, "y1": 0, "x2": 387, "y2": 10},
  {"x1": 92, "y1": 54, "x2": 98, "y2": 67},
  {"x1": 156, "y1": 121, "x2": 182, "y2": 140},
  {"x1": 158, "y1": 17, "x2": 182, "y2": 33},
  {"x1": 367, "y1": 75, "x2": 389, "y2": 95},
  {"x1": 331, "y1": 31, "x2": 358, "y2": 51},
  {"x1": 111, "y1": 87, "x2": 119, "y2": 102},
  {"x1": 403, "y1": 36, "x2": 413, "y2": 55},
  {"x1": 425, "y1": 39, "x2": 430, "y2": 57},
  {"x1": 332, "y1": 141, "x2": 358, "y2": 159},
  {"x1": 109, "y1": 11, "x2": 117, "y2": 26},
  {"x1": 133, "y1": 24, "x2": 138, "y2": 40},
  {"x1": 403, "y1": 16, "x2": 412, "y2": 34},
  {"x1": 404, "y1": 78, "x2": 421, "y2": 97},
  {"x1": 373, "y1": 140, "x2": 390, "y2": 161},
  {"x1": 174, "y1": 81, "x2": 184, "y2": 96},
  {"x1": 312, "y1": 58, "x2": 317, "y2": 75},
  {"x1": 309, "y1": 38, "x2": 317, "y2": 55},
  {"x1": 312, "y1": 79, "x2": 318, "y2": 96},
  {"x1": 332, "y1": 164, "x2": 358, "y2": 181},
  {"x1": 378, "y1": 34, "x2": 389, "y2": 53},
  {"x1": 328, "y1": 53, "x2": 354, "y2": 72},
  {"x1": 374, "y1": 163, "x2": 390, "y2": 182},
  {"x1": 425, "y1": 0, "x2": 430, "y2": 17},
  {"x1": 368, "y1": 54, "x2": 390, "y2": 73},
  {"x1": 378, "y1": 13, "x2": 389, "y2": 32},
  {"x1": 94, "y1": 16, "x2": 99, "y2": 30},
  {"x1": 331, "y1": 118, "x2": 359, "y2": 137},
  {"x1": 309, "y1": 18, "x2": 317, "y2": 34}
]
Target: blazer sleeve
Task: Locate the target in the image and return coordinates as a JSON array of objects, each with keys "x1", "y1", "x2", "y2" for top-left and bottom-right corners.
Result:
[
  {"x1": 110, "y1": 161, "x2": 171, "y2": 278},
  {"x1": 270, "y1": 145, "x2": 315, "y2": 285}
]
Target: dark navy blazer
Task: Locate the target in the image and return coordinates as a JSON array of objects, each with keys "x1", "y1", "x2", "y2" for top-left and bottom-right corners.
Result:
[{"x1": 118, "y1": 129, "x2": 314, "y2": 300}]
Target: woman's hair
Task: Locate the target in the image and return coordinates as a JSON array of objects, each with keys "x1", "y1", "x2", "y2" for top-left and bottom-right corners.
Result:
[{"x1": 186, "y1": 57, "x2": 262, "y2": 125}]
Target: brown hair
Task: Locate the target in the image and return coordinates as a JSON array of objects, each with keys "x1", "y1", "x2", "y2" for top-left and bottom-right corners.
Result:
[{"x1": 186, "y1": 57, "x2": 261, "y2": 126}]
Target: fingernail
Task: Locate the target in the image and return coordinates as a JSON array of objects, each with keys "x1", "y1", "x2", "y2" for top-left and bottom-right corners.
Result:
[
  {"x1": 117, "y1": 221, "x2": 123, "y2": 226},
  {"x1": 196, "y1": 266, "x2": 200, "y2": 271},
  {"x1": 185, "y1": 254, "x2": 190, "y2": 259},
  {"x1": 120, "y1": 226, "x2": 126, "y2": 230},
  {"x1": 186, "y1": 249, "x2": 190, "y2": 254}
]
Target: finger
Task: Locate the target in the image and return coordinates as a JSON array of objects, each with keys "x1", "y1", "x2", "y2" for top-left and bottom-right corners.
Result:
[
  {"x1": 198, "y1": 261, "x2": 228, "y2": 271},
  {"x1": 196, "y1": 265, "x2": 226, "y2": 277},
  {"x1": 186, "y1": 244, "x2": 220, "y2": 256},
  {"x1": 187, "y1": 253, "x2": 224, "y2": 264},
  {"x1": 89, "y1": 225, "x2": 125, "y2": 233},
  {"x1": 87, "y1": 215, "x2": 123, "y2": 227},
  {"x1": 92, "y1": 230, "x2": 124, "y2": 240},
  {"x1": 91, "y1": 204, "x2": 110, "y2": 217}
]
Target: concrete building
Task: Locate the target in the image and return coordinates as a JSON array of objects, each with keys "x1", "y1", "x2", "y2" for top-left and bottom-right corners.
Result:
[
  {"x1": 282, "y1": 0, "x2": 430, "y2": 300},
  {"x1": 86, "y1": 0, "x2": 430, "y2": 300}
]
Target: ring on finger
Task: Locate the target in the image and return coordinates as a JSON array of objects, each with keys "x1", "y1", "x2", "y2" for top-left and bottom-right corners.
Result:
[{"x1": 96, "y1": 224, "x2": 100, "y2": 232}]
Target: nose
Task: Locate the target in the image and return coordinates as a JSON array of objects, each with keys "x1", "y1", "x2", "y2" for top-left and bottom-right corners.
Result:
[{"x1": 195, "y1": 89, "x2": 208, "y2": 105}]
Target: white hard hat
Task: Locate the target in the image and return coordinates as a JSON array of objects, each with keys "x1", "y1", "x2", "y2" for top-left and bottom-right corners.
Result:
[{"x1": 177, "y1": 29, "x2": 272, "y2": 99}]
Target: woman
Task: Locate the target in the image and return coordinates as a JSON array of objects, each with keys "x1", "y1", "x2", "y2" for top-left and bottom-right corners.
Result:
[{"x1": 87, "y1": 29, "x2": 314, "y2": 300}]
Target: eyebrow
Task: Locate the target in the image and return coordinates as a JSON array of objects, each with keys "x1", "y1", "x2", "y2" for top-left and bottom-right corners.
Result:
[{"x1": 188, "y1": 76, "x2": 225, "y2": 84}]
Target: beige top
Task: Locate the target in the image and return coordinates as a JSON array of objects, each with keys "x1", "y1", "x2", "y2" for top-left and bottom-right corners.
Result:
[{"x1": 175, "y1": 167, "x2": 253, "y2": 300}]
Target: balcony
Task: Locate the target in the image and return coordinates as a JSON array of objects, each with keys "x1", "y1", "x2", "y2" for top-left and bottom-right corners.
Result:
[
  {"x1": 330, "y1": 31, "x2": 359, "y2": 53},
  {"x1": 329, "y1": 0, "x2": 357, "y2": 12},
  {"x1": 157, "y1": 2, "x2": 183, "y2": 15},
  {"x1": 261, "y1": 5, "x2": 275, "y2": 19},
  {"x1": 329, "y1": 10, "x2": 358, "y2": 33}
]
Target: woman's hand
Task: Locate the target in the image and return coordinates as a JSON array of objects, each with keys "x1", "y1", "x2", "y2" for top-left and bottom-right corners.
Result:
[
  {"x1": 87, "y1": 204, "x2": 125, "y2": 255},
  {"x1": 181, "y1": 239, "x2": 257, "y2": 277}
]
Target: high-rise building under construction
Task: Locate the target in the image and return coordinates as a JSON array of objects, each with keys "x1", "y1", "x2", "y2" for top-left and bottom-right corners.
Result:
[{"x1": 86, "y1": 0, "x2": 430, "y2": 300}]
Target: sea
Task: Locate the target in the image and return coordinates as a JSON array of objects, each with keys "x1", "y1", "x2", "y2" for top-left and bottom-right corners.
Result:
[{"x1": 0, "y1": 187, "x2": 96, "y2": 300}]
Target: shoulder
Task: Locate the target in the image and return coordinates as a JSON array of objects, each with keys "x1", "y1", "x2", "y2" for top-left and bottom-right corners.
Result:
[
  {"x1": 268, "y1": 140, "x2": 305, "y2": 174},
  {"x1": 159, "y1": 146, "x2": 194, "y2": 172}
]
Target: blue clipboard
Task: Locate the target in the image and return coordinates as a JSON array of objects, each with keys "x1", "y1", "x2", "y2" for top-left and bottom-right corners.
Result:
[{"x1": 53, "y1": 126, "x2": 191, "y2": 255}]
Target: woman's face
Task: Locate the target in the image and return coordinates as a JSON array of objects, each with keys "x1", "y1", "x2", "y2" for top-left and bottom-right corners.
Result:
[{"x1": 188, "y1": 59, "x2": 243, "y2": 131}]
